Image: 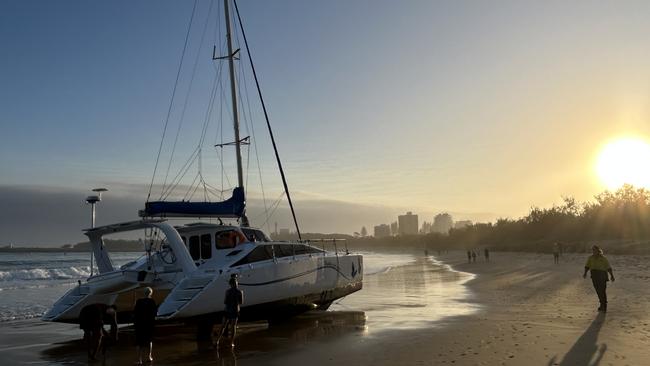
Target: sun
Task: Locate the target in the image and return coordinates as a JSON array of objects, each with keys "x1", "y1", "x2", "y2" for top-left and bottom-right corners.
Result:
[{"x1": 596, "y1": 137, "x2": 650, "y2": 189}]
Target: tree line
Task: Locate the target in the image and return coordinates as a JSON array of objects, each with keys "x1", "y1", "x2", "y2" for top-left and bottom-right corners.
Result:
[{"x1": 350, "y1": 184, "x2": 650, "y2": 254}]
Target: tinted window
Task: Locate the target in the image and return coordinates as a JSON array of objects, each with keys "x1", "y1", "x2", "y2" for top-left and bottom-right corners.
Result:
[
  {"x1": 274, "y1": 244, "x2": 294, "y2": 258},
  {"x1": 242, "y1": 228, "x2": 271, "y2": 242},
  {"x1": 189, "y1": 236, "x2": 200, "y2": 260},
  {"x1": 231, "y1": 246, "x2": 273, "y2": 267},
  {"x1": 201, "y1": 234, "x2": 212, "y2": 259}
]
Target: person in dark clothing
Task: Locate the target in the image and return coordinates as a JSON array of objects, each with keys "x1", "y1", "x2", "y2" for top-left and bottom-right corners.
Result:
[
  {"x1": 216, "y1": 275, "x2": 243, "y2": 348},
  {"x1": 484, "y1": 248, "x2": 490, "y2": 262},
  {"x1": 79, "y1": 303, "x2": 106, "y2": 361},
  {"x1": 553, "y1": 243, "x2": 560, "y2": 264},
  {"x1": 466, "y1": 250, "x2": 472, "y2": 263},
  {"x1": 101, "y1": 305, "x2": 118, "y2": 358},
  {"x1": 583, "y1": 245, "x2": 615, "y2": 312},
  {"x1": 471, "y1": 250, "x2": 477, "y2": 263},
  {"x1": 134, "y1": 287, "x2": 157, "y2": 364}
]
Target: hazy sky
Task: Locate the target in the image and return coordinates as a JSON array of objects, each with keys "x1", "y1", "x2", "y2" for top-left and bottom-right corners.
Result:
[{"x1": 2, "y1": 0, "x2": 650, "y2": 245}]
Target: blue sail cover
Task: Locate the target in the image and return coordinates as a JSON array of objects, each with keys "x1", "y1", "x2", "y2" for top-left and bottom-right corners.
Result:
[{"x1": 142, "y1": 187, "x2": 245, "y2": 218}]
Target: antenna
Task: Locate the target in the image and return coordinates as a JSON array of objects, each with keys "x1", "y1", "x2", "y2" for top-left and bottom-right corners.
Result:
[{"x1": 85, "y1": 187, "x2": 108, "y2": 276}]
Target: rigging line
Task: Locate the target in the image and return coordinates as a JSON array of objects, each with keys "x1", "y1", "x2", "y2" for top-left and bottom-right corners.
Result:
[
  {"x1": 198, "y1": 64, "x2": 221, "y2": 149},
  {"x1": 260, "y1": 192, "x2": 287, "y2": 228},
  {"x1": 233, "y1": 0, "x2": 302, "y2": 240},
  {"x1": 161, "y1": 0, "x2": 216, "y2": 199},
  {"x1": 182, "y1": 172, "x2": 200, "y2": 201},
  {"x1": 147, "y1": 0, "x2": 199, "y2": 202},
  {"x1": 161, "y1": 147, "x2": 200, "y2": 200},
  {"x1": 238, "y1": 45, "x2": 271, "y2": 233},
  {"x1": 213, "y1": 146, "x2": 233, "y2": 191},
  {"x1": 187, "y1": 174, "x2": 203, "y2": 201},
  {"x1": 251, "y1": 190, "x2": 284, "y2": 221},
  {"x1": 190, "y1": 64, "x2": 220, "y2": 198},
  {"x1": 160, "y1": 145, "x2": 199, "y2": 198}
]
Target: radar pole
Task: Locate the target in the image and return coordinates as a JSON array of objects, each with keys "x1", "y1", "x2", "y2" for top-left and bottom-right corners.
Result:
[{"x1": 85, "y1": 188, "x2": 107, "y2": 276}]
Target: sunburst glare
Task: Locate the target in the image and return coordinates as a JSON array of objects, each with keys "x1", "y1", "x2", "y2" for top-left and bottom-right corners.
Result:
[{"x1": 596, "y1": 137, "x2": 650, "y2": 189}]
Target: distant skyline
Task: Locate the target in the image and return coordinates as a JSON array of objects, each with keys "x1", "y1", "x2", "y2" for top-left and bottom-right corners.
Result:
[{"x1": 3, "y1": 1, "x2": 650, "y2": 245}]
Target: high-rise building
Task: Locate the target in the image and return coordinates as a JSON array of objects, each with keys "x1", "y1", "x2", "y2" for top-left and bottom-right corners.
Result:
[
  {"x1": 420, "y1": 221, "x2": 432, "y2": 234},
  {"x1": 374, "y1": 224, "x2": 391, "y2": 238},
  {"x1": 398, "y1": 212, "x2": 419, "y2": 235},
  {"x1": 390, "y1": 221, "x2": 398, "y2": 236},
  {"x1": 432, "y1": 213, "x2": 453, "y2": 234}
]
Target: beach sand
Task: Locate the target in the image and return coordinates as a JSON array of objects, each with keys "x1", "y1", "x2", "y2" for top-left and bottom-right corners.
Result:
[{"x1": 1, "y1": 251, "x2": 649, "y2": 365}]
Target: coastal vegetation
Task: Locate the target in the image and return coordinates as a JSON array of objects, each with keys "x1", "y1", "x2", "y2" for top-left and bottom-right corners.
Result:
[{"x1": 351, "y1": 184, "x2": 650, "y2": 254}]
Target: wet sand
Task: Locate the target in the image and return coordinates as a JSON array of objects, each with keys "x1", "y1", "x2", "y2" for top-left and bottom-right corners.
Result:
[{"x1": 1, "y1": 251, "x2": 649, "y2": 365}]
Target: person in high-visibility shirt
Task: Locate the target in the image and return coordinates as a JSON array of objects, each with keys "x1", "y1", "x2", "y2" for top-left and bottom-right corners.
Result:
[{"x1": 583, "y1": 245, "x2": 615, "y2": 312}]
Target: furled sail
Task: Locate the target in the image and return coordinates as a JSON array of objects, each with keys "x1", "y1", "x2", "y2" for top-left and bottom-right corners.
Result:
[{"x1": 141, "y1": 187, "x2": 245, "y2": 218}]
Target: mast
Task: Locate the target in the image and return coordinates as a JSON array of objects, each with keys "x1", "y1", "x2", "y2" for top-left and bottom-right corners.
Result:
[{"x1": 223, "y1": 0, "x2": 248, "y2": 226}]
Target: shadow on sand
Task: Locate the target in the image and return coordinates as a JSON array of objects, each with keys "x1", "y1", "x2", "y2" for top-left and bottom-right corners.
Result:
[
  {"x1": 40, "y1": 310, "x2": 366, "y2": 365},
  {"x1": 548, "y1": 312, "x2": 607, "y2": 366}
]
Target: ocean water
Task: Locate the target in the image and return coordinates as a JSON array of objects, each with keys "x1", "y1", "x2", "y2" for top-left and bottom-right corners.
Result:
[{"x1": 0, "y1": 252, "x2": 142, "y2": 322}]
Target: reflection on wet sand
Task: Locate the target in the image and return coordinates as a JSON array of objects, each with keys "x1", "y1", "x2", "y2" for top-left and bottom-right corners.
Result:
[
  {"x1": 332, "y1": 255, "x2": 478, "y2": 332},
  {"x1": 40, "y1": 310, "x2": 367, "y2": 365}
]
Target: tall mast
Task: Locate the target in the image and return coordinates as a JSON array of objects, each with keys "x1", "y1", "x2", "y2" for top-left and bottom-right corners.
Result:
[
  {"x1": 223, "y1": 0, "x2": 249, "y2": 226},
  {"x1": 224, "y1": 0, "x2": 244, "y2": 193}
]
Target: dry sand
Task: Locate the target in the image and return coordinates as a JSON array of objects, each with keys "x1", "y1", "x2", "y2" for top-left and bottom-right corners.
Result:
[{"x1": 1, "y1": 251, "x2": 649, "y2": 365}]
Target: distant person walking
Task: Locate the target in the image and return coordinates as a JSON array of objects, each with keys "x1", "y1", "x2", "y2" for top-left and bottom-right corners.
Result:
[
  {"x1": 217, "y1": 275, "x2": 243, "y2": 348},
  {"x1": 484, "y1": 248, "x2": 490, "y2": 262},
  {"x1": 583, "y1": 245, "x2": 615, "y2": 312},
  {"x1": 471, "y1": 250, "x2": 477, "y2": 263},
  {"x1": 553, "y1": 243, "x2": 560, "y2": 264},
  {"x1": 467, "y1": 250, "x2": 472, "y2": 264},
  {"x1": 134, "y1": 287, "x2": 157, "y2": 364}
]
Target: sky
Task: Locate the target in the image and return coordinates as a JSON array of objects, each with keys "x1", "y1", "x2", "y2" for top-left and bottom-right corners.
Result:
[{"x1": 2, "y1": 0, "x2": 650, "y2": 245}]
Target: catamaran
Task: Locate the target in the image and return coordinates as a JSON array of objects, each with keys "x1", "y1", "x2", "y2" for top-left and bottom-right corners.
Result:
[{"x1": 43, "y1": 0, "x2": 362, "y2": 326}]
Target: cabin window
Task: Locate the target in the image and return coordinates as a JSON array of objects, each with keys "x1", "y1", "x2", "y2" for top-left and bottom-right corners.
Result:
[
  {"x1": 231, "y1": 246, "x2": 273, "y2": 267},
  {"x1": 200, "y1": 234, "x2": 212, "y2": 259},
  {"x1": 274, "y1": 244, "x2": 293, "y2": 258},
  {"x1": 241, "y1": 228, "x2": 271, "y2": 242},
  {"x1": 189, "y1": 236, "x2": 200, "y2": 260},
  {"x1": 216, "y1": 231, "x2": 236, "y2": 249},
  {"x1": 216, "y1": 230, "x2": 248, "y2": 249}
]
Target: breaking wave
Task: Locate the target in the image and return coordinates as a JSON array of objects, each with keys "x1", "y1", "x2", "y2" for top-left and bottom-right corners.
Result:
[{"x1": 0, "y1": 266, "x2": 91, "y2": 281}]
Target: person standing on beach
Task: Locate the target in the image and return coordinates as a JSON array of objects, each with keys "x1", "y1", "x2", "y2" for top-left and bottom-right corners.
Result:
[
  {"x1": 79, "y1": 303, "x2": 105, "y2": 361},
  {"x1": 217, "y1": 275, "x2": 243, "y2": 348},
  {"x1": 134, "y1": 287, "x2": 157, "y2": 364},
  {"x1": 553, "y1": 243, "x2": 560, "y2": 264},
  {"x1": 471, "y1": 250, "x2": 477, "y2": 263},
  {"x1": 484, "y1": 248, "x2": 490, "y2": 262},
  {"x1": 101, "y1": 305, "x2": 118, "y2": 358},
  {"x1": 583, "y1": 245, "x2": 615, "y2": 312},
  {"x1": 467, "y1": 250, "x2": 472, "y2": 263}
]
